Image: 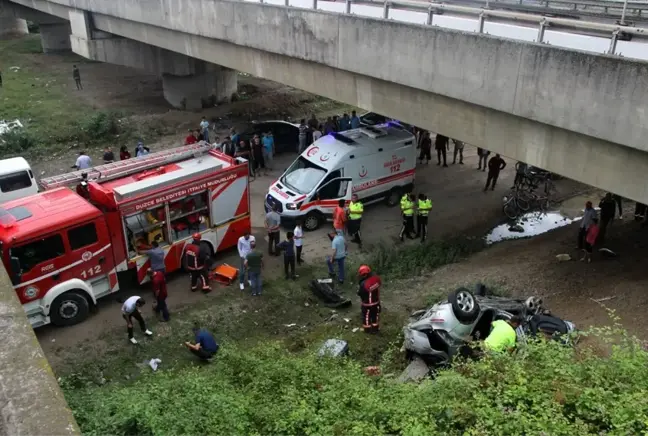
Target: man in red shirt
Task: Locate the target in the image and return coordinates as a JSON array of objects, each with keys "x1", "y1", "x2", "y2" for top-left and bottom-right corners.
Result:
[
  {"x1": 333, "y1": 199, "x2": 346, "y2": 233},
  {"x1": 184, "y1": 129, "x2": 198, "y2": 145},
  {"x1": 148, "y1": 268, "x2": 169, "y2": 322},
  {"x1": 357, "y1": 264, "x2": 381, "y2": 333},
  {"x1": 184, "y1": 233, "x2": 211, "y2": 293}
]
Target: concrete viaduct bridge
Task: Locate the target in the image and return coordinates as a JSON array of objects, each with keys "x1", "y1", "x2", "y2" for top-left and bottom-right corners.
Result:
[{"x1": 2, "y1": 0, "x2": 648, "y2": 204}]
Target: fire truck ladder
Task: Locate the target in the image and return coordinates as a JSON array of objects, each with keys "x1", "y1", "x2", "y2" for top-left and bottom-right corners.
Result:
[{"x1": 38, "y1": 142, "x2": 214, "y2": 190}]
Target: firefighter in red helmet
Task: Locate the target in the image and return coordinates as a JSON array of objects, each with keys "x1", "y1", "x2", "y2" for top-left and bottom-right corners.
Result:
[
  {"x1": 357, "y1": 264, "x2": 381, "y2": 333},
  {"x1": 184, "y1": 233, "x2": 211, "y2": 293}
]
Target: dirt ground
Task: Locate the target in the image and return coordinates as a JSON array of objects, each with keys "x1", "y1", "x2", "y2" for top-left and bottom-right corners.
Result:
[{"x1": 13, "y1": 49, "x2": 647, "y2": 370}]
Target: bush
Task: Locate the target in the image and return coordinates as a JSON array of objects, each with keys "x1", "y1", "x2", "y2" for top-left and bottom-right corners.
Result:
[
  {"x1": 78, "y1": 111, "x2": 123, "y2": 140},
  {"x1": 63, "y1": 326, "x2": 648, "y2": 436},
  {"x1": 0, "y1": 128, "x2": 37, "y2": 154}
]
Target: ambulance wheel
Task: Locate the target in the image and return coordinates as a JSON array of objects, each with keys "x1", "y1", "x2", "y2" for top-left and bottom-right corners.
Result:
[
  {"x1": 50, "y1": 291, "x2": 90, "y2": 326},
  {"x1": 386, "y1": 188, "x2": 401, "y2": 207},
  {"x1": 304, "y1": 212, "x2": 322, "y2": 231}
]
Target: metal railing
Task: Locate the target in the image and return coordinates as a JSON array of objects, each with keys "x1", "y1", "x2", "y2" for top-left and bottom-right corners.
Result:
[{"x1": 261, "y1": 0, "x2": 648, "y2": 56}]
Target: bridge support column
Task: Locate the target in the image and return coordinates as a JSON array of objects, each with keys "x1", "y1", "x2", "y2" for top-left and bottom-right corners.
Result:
[
  {"x1": 39, "y1": 22, "x2": 71, "y2": 53},
  {"x1": 162, "y1": 63, "x2": 237, "y2": 110},
  {"x1": 0, "y1": 17, "x2": 28, "y2": 38}
]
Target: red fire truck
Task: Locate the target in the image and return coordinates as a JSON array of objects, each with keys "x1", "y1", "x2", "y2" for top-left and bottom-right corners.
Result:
[{"x1": 0, "y1": 143, "x2": 251, "y2": 328}]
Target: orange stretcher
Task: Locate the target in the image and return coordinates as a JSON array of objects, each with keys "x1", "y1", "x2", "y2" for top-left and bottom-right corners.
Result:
[{"x1": 209, "y1": 263, "x2": 239, "y2": 285}]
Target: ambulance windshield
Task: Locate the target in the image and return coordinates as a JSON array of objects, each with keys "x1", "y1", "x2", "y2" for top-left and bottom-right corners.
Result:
[{"x1": 281, "y1": 156, "x2": 326, "y2": 194}]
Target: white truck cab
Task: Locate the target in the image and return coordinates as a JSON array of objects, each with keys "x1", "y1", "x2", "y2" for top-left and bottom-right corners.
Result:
[
  {"x1": 0, "y1": 157, "x2": 38, "y2": 204},
  {"x1": 265, "y1": 123, "x2": 416, "y2": 230}
]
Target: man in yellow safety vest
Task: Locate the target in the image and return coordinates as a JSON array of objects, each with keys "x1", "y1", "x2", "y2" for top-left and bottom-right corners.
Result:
[
  {"x1": 347, "y1": 194, "x2": 364, "y2": 247},
  {"x1": 399, "y1": 193, "x2": 416, "y2": 242},
  {"x1": 416, "y1": 193, "x2": 433, "y2": 242}
]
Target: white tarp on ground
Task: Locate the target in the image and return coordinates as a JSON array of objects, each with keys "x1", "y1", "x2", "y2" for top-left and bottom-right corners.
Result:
[{"x1": 0, "y1": 120, "x2": 23, "y2": 135}]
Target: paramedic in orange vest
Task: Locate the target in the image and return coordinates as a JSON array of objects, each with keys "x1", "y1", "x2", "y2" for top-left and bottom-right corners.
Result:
[
  {"x1": 184, "y1": 233, "x2": 211, "y2": 293},
  {"x1": 357, "y1": 264, "x2": 381, "y2": 333},
  {"x1": 333, "y1": 199, "x2": 346, "y2": 233}
]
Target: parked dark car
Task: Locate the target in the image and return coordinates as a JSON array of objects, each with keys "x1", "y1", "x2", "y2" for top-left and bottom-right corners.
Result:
[{"x1": 239, "y1": 120, "x2": 300, "y2": 154}]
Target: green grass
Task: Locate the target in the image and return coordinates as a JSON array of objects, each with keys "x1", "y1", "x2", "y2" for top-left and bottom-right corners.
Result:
[
  {"x1": 53, "y1": 236, "x2": 485, "y2": 386},
  {"x1": 0, "y1": 36, "x2": 170, "y2": 157}
]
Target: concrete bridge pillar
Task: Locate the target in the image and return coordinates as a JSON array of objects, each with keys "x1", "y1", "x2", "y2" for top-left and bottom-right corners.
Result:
[
  {"x1": 162, "y1": 63, "x2": 236, "y2": 110},
  {"x1": 0, "y1": 17, "x2": 28, "y2": 38},
  {"x1": 39, "y1": 22, "x2": 71, "y2": 52}
]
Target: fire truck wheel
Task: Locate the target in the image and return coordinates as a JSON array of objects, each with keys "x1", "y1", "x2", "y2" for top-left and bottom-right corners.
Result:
[
  {"x1": 304, "y1": 212, "x2": 322, "y2": 232},
  {"x1": 50, "y1": 291, "x2": 90, "y2": 327}
]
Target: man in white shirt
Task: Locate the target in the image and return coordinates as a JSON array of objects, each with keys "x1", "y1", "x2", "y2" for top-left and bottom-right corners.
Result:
[
  {"x1": 200, "y1": 117, "x2": 210, "y2": 143},
  {"x1": 237, "y1": 229, "x2": 256, "y2": 290},
  {"x1": 121, "y1": 296, "x2": 153, "y2": 344},
  {"x1": 294, "y1": 220, "x2": 304, "y2": 265},
  {"x1": 74, "y1": 151, "x2": 92, "y2": 170}
]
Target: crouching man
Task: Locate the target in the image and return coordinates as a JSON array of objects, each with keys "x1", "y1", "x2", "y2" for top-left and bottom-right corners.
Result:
[
  {"x1": 184, "y1": 323, "x2": 219, "y2": 361},
  {"x1": 483, "y1": 316, "x2": 522, "y2": 353}
]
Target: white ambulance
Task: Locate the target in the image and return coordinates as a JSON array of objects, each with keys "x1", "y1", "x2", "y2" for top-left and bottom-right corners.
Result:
[{"x1": 265, "y1": 124, "x2": 416, "y2": 231}]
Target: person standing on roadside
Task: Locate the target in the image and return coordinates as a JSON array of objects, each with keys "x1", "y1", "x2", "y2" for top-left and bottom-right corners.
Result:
[
  {"x1": 324, "y1": 117, "x2": 336, "y2": 134},
  {"x1": 72, "y1": 65, "x2": 83, "y2": 90},
  {"x1": 200, "y1": 117, "x2": 210, "y2": 143},
  {"x1": 135, "y1": 141, "x2": 150, "y2": 157},
  {"x1": 513, "y1": 161, "x2": 528, "y2": 188},
  {"x1": 357, "y1": 264, "x2": 381, "y2": 333},
  {"x1": 222, "y1": 137, "x2": 235, "y2": 158},
  {"x1": 435, "y1": 134, "x2": 449, "y2": 167},
  {"x1": 148, "y1": 269, "x2": 169, "y2": 322},
  {"x1": 477, "y1": 148, "x2": 490, "y2": 171},
  {"x1": 452, "y1": 139, "x2": 464, "y2": 165},
  {"x1": 277, "y1": 231, "x2": 298, "y2": 280},
  {"x1": 581, "y1": 217, "x2": 600, "y2": 263},
  {"x1": 294, "y1": 219, "x2": 305, "y2": 265},
  {"x1": 73, "y1": 151, "x2": 92, "y2": 170},
  {"x1": 312, "y1": 124, "x2": 323, "y2": 144},
  {"x1": 416, "y1": 193, "x2": 433, "y2": 242},
  {"x1": 418, "y1": 131, "x2": 432, "y2": 165},
  {"x1": 119, "y1": 145, "x2": 131, "y2": 160},
  {"x1": 598, "y1": 193, "x2": 616, "y2": 244},
  {"x1": 230, "y1": 127, "x2": 240, "y2": 147},
  {"x1": 185, "y1": 129, "x2": 198, "y2": 145},
  {"x1": 237, "y1": 229, "x2": 255, "y2": 291},
  {"x1": 298, "y1": 119, "x2": 308, "y2": 154},
  {"x1": 339, "y1": 113, "x2": 351, "y2": 131},
  {"x1": 265, "y1": 205, "x2": 281, "y2": 256},
  {"x1": 244, "y1": 240, "x2": 264, "y2": 296},
  {"x1": 399, "y1": 192, "x2": 416, "y2": 241},
  {"x1": 577, "y1": 201, "x2": 597, "y2": 251},
  {"x1": 251, "y1": 134, "x2": 264, "y2": 174},
  {"x1": 484, "y1": 154, "x2": 506, "y2": 191},
  {"x1": 350, "y1": 110, "x2": 361, "y2": 129},
  {"x1": 613, "y1": 194, "x2": 623, "y2": 220},
  {"x1": 103, "y1": 147, "x2": 115, "y2": 164},
  {"x1": 333, "y1": 199, "x2": 347, "y2": 234},
  {"x1": 138, "y1": 240, "x2": 166, "y2": 273},
  {"x1": 327, "y1": 229, "x2": 347, "y2": 284},
  {"x1": 121, "y1": 296, "x2": 153, "y2": 344},
  {"x1": 308, "y1": 113, "x2": 319, "y2": 131},
  {"x1": 347, "y1": 194, "x2": 363, "y2": 246},
  {"x1": 184, "y1": 233, "x2": 211, "y2": 293},
  {"x1": 262, "y1": 132, "x2": 274, "y2": 173}
]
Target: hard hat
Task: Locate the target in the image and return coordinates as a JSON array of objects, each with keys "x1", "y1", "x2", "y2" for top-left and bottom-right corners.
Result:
[
  {"x1": 358, "y1": 265, "x2": 371, "y2": 276},
  {"x1": 192, "y1": 233, "x2": 202, "y2": 241}
]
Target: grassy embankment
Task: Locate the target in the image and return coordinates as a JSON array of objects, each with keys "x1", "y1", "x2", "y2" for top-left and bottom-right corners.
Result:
[{"x1": 58, "y1": 236, "x2": 648, "y2": 435}]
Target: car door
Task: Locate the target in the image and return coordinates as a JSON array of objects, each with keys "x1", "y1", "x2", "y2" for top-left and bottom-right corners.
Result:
[{"x1": 312, "y1": 176, "x2": 353, "y2": 217}]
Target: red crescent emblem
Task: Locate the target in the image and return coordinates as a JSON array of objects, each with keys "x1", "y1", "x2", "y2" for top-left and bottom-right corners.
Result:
[
  {"x1": 320, "y1": 154, "x2": 330, "y2": 162},
  {"x1": 306, "y1": 147, "x2": 319, "y2": 157},
  {"x1": 359, "y1": 166, "x2": 368, "y2": 178}
]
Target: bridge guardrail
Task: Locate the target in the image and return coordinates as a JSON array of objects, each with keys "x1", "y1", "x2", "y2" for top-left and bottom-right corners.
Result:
[{"x1": 253, "y1": 0, "x2": 647, "y2": 56}]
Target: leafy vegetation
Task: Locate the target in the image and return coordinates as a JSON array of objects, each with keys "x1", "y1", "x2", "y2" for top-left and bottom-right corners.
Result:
[{"x1": 63, "y1": 322, "x2": 648, "y2": 436}]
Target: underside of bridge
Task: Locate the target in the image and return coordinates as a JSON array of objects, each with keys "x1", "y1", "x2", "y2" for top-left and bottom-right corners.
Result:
[{"x1": 2, "y1": 0, "x2": 648, "y2": 203}]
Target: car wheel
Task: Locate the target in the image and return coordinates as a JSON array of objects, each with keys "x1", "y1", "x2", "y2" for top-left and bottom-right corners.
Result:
[
  {"x1": 448, "y1": 288, "x2": 480, "y2": 324},
  {"x1": 525, "y1": 296, "x2": 543, "y2": 314},
  {"x1": 304, "y1": 212, "x2": 322, "y2": 231},
  {"x1": 50, "y1": 291, "x2": 90, "y2": 326},
  {"x1": 385, "y1": 187, "x2": 401, "y2": 207}
]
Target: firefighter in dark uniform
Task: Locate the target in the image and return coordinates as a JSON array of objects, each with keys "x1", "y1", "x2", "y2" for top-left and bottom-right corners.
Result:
[
  {"x1": 416, "y1": 193, "x2": 433, "y2": 242},
  {"x1": 357, "y1": 264, "x2": 381, "y2": 333},
  {"x1": 347, "y1": 194, "x2": 364, "y2": 246},
  {"x1": 184, "y1": 233, "x2": 211, "y2": 293},
  {"x1": 399, "y1": 193, "x2": 416, "y2": 241}
]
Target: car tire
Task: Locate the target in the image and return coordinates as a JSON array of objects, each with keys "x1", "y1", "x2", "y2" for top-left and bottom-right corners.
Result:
[
  {"x1": 385, "y1": 187, "x2": 402, "y2": 207},
  {"x1": 304, "y1": 212, "x2": 322, "y2": 231},
  {"x1": 448, "y1": 288, "x2": 480, "y2": 324},
  {"x1": 50, "y1": 291, "x2": 90, "y2": 326}
]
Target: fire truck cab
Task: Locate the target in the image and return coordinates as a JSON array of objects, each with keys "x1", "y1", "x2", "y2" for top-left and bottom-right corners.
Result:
[{"x1": 2, "y1": 143, "x2": 251, "y2": 328}]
